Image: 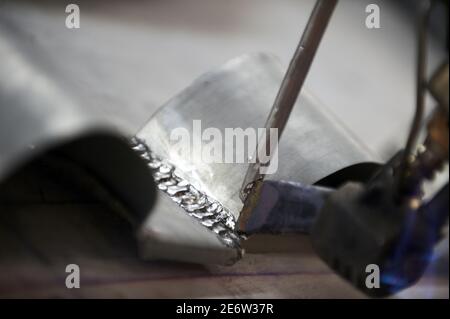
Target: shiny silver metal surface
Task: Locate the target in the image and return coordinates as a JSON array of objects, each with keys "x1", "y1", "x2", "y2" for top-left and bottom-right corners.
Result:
[
  {"x1": 0, "y1": 23, "x2": 156, "y2": 222},
  {"x1": 137, "y1": 53, "x2": 380, "y2": 265}
]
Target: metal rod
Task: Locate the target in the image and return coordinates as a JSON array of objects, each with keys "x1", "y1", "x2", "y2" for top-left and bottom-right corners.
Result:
[
  {"x1": 240, "y1": 0, "x2": 338, "y2": 202},
  {"x1": 397, "y1": 0, "x2": 432, "y2": 196}
]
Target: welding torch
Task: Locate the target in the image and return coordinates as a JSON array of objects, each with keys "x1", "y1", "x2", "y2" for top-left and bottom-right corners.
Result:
[{"x1": 239, "y1": 0, "x2": 449, "y2": 297}]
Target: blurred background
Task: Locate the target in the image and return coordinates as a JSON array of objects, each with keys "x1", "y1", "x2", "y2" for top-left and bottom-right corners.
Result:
[{"x1": 0, "y1": 0, "x2": 447, "y2": 156}]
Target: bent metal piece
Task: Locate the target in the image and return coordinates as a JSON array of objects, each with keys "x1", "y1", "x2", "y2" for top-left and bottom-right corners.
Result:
[
  {"x1": 0, "y1": 28, "x2": 157, "y2": 222},
  {"x1": 136, "y1": 53, "x2": 380, "y2": 265}
]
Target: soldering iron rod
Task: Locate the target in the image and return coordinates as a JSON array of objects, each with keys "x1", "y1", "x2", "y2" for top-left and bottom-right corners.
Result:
[{"x1": 240, "y1": 0, "x2": 338, "y2": 202}]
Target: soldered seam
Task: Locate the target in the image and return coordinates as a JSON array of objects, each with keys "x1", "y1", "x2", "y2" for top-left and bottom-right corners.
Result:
[{"x1": 130, "y1": 137, "x2": 243, "y2": 250}]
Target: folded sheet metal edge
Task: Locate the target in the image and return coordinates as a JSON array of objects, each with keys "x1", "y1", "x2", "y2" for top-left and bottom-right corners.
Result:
[{"x1": 131, "y1": 137, "x2": 244, "y2": 252}]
